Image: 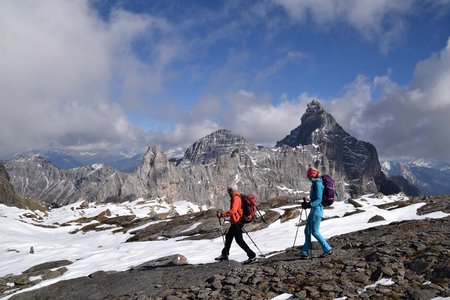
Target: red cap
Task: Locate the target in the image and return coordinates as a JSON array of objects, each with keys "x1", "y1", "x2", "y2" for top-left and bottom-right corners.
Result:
[{"x1": 307, "y1": 167, "x2": 320, "y2": 178}]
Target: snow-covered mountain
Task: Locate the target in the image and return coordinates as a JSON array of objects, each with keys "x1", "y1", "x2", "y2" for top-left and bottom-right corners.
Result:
[{"x1": 381, "y1": 159, "x2": 450, "y2": 195}]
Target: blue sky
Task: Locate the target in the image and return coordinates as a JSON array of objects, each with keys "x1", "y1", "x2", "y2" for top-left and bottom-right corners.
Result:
[{"x1": 1, "y1": 0, "x2": 450, "y2": 161}]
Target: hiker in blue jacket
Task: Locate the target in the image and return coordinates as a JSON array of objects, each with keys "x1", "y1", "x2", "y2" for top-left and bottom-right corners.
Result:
[{"x1": 299, "y1": 167, "x2": 332, "y2": 259}]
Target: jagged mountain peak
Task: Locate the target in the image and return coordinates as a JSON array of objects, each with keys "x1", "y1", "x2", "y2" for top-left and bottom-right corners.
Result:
[
  {"x1": 302, "y1": 99, "x2": 339, "y2": 129},
  {"x1": 276, "y1": 99, "x2": 400, "y2": 196},
  {"x1": 276, "y1": 99, "x2": 344, "y2": 147},
  {"x1": 177, "y1": 129, "x2": 258, "y2": 166},
  {"x1": 141, "y1": 145, "x2": 170, "y2": 168}
]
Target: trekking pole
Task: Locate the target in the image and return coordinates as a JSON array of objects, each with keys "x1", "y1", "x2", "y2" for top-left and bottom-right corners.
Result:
[
  {"x1": 292, "y1": 197, "x2": 311, "y2": 248},
  {"x1": 256, "y1": 207, "x2": 267, "y2": 224},
  {"x1": 218, "y1": 217, "x2": 225, "y2": 246},
  {"x1": 241, "y1": 227, "x2": 265, "y2": 257},
  {"x1": 301, "y1": 207, "x2": 311, "y2": 255},
  {"x1": 292, "y1": 207, "x2": 306, "y2": 248},
  {"x1": 306, "y1": 208, "x2": 312, "y2": 257}
]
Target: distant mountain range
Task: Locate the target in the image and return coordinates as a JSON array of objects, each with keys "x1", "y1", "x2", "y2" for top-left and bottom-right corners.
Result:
[
  {"x1": 381, "y1": 159, "x2": 450, "y2": 196},
  {"x1": 5, "y1": 149, "x2": 143, "y2": 173}
]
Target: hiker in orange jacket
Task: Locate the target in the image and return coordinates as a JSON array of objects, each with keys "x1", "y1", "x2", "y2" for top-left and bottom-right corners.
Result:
[{"x1": 215, "y1": 183, "x2": 256, "y2": 264}]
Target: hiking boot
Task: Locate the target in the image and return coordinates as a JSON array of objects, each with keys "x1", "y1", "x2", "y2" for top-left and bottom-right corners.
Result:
[
  {"x1": 242, "y1": 252, "x2": 256, "y2": 265},
  {"x1": 214, "y1": 254, "x2": 228, "y2": 261},
  {"x1": 319, "y1": 250, "x2": 333, "y2": 258},
  {"x1": 297, "y1": 252, "x2": 308, "y2": 260},
  {"x1": 242, "y1": 256, "x2": 256, "y2": 265}
]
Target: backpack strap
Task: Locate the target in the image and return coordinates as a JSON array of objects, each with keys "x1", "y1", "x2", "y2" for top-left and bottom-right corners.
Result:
[{"x1": 310, "y1": 177, "x2": 323, "y2": 205}]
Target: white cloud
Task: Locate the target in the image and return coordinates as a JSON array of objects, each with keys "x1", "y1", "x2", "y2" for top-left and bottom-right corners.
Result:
[
  {"x1": 409, "y1": 38, "x2": 450, "y2": 109},
  {"x1": 254, "y1": 50, "x2": 309, "y2": 83},
  {"x1": 165, "y1": 120, "x2": 220, "y2": 147},
  {"x1": 272, "y1": 0, "x2": 413, "y2": 53},
  {"x1": 0, "y1": 0, "x2": 153, "y2": 156},
  {"x1": 156, "y1": 90, "x2": 311, "y2": 150},
  {"x1": 325, "y1": 37, "x2": 450, "y2": 160},
  {"x1": 231, "y1": 100, "x2": 307, "y2": 146}
]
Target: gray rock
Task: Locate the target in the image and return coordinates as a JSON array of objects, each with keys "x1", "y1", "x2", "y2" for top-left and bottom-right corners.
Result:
[
  {"x1": 24, "y1": 260, "x2": 72, "y2": 273},
  {"x1": 406, "y1": 289, "x2": 437, "y2": 300},
  {"x1": 368, "y1": 215, "x2": 386, "y2": 223}
]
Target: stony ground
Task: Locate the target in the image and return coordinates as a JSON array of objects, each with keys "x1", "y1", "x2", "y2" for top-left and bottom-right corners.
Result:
[{"x1": 4, "y1": 196, "x2": 450, "y2": 300}]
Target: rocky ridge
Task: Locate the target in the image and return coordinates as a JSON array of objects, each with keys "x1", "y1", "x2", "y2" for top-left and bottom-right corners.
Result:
[{"x1": 5, "y1": 195, "x2": 449, "y2": 300}]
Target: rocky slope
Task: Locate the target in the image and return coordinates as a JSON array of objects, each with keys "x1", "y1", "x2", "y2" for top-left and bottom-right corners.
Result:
[{"x1": 6, "y1": 195, "x2": 449, "y2": 300}]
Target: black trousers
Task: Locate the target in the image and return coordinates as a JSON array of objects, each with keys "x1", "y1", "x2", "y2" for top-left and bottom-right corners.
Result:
[{"x1": 221, "y1": 222, "x2": 255, "y2": 257}]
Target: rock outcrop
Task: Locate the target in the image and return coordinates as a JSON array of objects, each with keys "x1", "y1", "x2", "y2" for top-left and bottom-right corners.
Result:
[
  {"x1": 0, "y1": 163, "x2": 21, "y2": 207},
  {"x1": 0, "y1": 163, "x2": 47, "y2": 210}
]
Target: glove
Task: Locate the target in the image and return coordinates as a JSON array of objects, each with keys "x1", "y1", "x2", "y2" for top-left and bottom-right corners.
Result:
[{"x1": 301, "y1": 201, "x2": 311, "y2": 209}]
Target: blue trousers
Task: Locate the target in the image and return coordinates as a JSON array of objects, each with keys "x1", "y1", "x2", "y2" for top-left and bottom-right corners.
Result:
[{"x1": 301, "y1": 206, "x2": 331, "y2": 254}]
